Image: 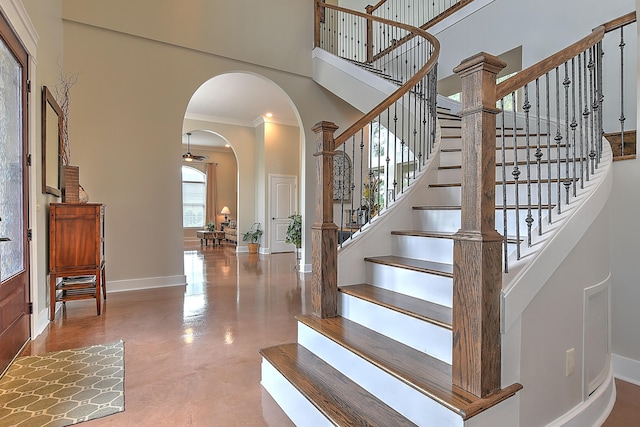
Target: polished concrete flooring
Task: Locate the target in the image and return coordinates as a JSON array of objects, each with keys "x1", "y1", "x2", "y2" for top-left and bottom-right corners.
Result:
[{"x1": 21, "y1": 242, "x2": 640, "y2": 426}]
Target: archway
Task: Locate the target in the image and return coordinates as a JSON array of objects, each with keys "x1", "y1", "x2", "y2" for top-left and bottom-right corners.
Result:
[{"x1": 181, "y1": 72, "x2": 305, "y2": 263}]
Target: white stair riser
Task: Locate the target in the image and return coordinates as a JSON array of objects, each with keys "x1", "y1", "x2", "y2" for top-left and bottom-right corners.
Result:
[
  {"x1": 338, "y1": 293, "x2": 452, "y2": 363},
  {"x1": 436, "y1": 162, "x2": 584, "y2": 183},
  {"x1": 391, "y1": 232, "x2": 519, "y2": 264},
  {"x1": 413, "y1": 207, "x2": 551, "y2": 236},
  {"x1": 261, "y1": 360, "x2": 332, "y2": 427},
  {"x1": 365, "y1": 262, "x2": 453, "y2": 308},
  {"x1": 297, "y1": 324, "x2": 463, "y2": 427},
  {"x1": 440, "y1": 147, "x2": 570, "y2": 167},
  {"x1": 426, "y1": 184, "x2": 560, "y2": 206},
  {"x1": 437, "y1": 117, "x2": 462, "y2": 127},
  {"x1": 392, "y1": 234, "x2": 453, "y2": 263},
  {"x1": 440, "y1": 134, "x2": 570, "y2": 150}
]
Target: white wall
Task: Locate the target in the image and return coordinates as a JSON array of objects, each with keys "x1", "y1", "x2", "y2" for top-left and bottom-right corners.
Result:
[{"x1": 513, "y1": 208, "x2": 611, "y2": 426}]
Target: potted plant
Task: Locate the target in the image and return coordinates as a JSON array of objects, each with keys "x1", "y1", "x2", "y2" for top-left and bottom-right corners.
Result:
[
  {"x1": 285, "y1": 214, "x2": 302, "y2": 268},
  {"x1": 205, "y1": 222, "x2": 216, "y2": 232},
  {"x1": 242, "y1": 222, "x2": 263, "y2": 254}
]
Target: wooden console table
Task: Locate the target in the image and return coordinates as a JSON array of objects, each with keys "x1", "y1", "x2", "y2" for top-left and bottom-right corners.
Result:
[
  {"x1": 49, "y1": 203, "x2": 106, "y2": 321},
  {"x1": 197, "y1": 230, "x2": 224, "y2": 246}
]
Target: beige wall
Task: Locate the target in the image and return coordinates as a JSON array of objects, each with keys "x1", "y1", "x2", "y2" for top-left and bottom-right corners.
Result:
[
  {"x1": 53, "y1": 1, "x2": 361, "y2": 290},
  {"x1": 21, "y1": 0, "x2": 65, "y2": 323},
  {"x1": 263, "y1": 122, "x2": 301, "y2": 252}
]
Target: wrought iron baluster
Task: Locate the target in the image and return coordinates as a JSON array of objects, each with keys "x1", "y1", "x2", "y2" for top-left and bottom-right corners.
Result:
[
  {"x1": 511, "y1": 92, "x2": 521, "y2": 260},
  {"x1": 563, "y1": 62, "x2": 571, "y2": 205},
  {"x1": 546, "y1": 73, "x2": 552, "y2": 223},
  {"x1": 554, "y1": 67, "x2": 563, "y2": 214},
  {"x1": 578, "y1": 53, "x2": 585, "y2": 189},
  {"x1": 500, "y1": 100, "x2": 509, "y2": 272},
  {"x1": 535, "y1": 78, "x2": 543, "y2": 236},
  {"x1": 619, "y1": 26, "x2": 626, "y2": 156},
  {"x1": 588, "y1": 47, "x2": 596, "y2": 174},
  {"x1": 597, "y1": 41, "x2": 604, "y2": 166},
  {"x1": 570, "y1": 58, "x2": 577, "y2": 197},
  {"x1": 523, "y1": 85, "x2": 533, "y2": 247}
]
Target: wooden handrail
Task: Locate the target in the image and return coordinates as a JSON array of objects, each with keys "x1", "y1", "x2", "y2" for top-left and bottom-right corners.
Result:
[
  {"x1": 316, "y1": 2, "x2": 440, "y2": 148},
  {"x1": 495, "y1": 26, "x2": 605, "y2": 100},
  {"x1": 602, "y1": 11, "x2": 636, "y2": 33},
  {"x1": 368, "y1": 0, "x2": 389, "y2": 15}
]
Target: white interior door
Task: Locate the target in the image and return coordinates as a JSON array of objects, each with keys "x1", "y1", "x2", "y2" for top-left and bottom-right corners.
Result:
[{"x1": 269, "y1": 175, "x2": 297, "y2": 253}]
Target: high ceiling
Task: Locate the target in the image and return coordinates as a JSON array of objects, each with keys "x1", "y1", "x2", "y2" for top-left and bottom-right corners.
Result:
[{"x1": 183, "y1": 73, "x2": 299, "y2": 151}]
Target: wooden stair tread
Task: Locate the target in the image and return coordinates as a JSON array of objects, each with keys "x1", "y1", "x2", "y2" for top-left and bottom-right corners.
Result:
[
  {"x1": 261, "y1": 343, "x2": 417, "y2": 426},
  {"x1": 340, "y1": 283, "x2": 452, "y2": 328},
  {"x1": 296, "y1": 315, "x2": 522, "y2": 420},
  {"x1": 364, "y1": 255, "x2": 452, "y2": 277}
]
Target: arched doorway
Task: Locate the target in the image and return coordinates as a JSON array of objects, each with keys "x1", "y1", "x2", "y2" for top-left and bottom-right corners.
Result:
[{"x1": 182, "y1": 72, "x2": 304, "y2": 260}]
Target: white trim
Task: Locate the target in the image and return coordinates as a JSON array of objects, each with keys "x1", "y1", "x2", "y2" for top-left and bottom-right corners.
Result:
[
  {"x1": 612, "y1": 353, "x2": 640, "y2": 386},
  {"x1": 545, "y1": 361, "x2": 616, "y2": 427},
  {"x1": 106, "y1": 275, "x2": 186, "y2": 293},
  {"x1": 582, "y1": 276, "x2": 612, "y2": 398},
  {"x1": 0, "y1": 0, "x2": 39, "y2": 55}
]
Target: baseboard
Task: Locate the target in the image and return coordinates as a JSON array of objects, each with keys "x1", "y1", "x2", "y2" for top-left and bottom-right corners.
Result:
[
  {"x1": 546, "y1": 361, "x2": 616, "y2": 427},
  {"x1": 106, "y1": 275, "x2": 186, "y2": 293},
  {"x1": 33, "y1": 308, "x2": 51, "y2": 338},
  {"x1": 612, "y1": 353, "x2": 640, "y2": 386}
]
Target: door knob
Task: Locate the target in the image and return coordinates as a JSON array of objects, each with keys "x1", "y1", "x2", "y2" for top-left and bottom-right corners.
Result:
[{"x1": 0, "y1": 237, "x2": 10, "y2": 242}]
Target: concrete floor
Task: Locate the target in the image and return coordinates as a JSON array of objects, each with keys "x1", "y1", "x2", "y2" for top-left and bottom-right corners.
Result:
[{"x1": 22, "y1": 241, "x2": 640, "y2": 426}]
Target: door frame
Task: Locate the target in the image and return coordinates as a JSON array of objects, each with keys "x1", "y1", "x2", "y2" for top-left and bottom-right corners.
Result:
[{"x1": 0, "y1": 1, "x2": 40, "y2": 336}]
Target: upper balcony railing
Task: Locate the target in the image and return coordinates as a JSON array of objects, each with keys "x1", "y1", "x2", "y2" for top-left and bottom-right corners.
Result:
[
  {"x1": 367, "y1": 0, "x2": 475, "y2": 31},
  {"x1": 314, "y1": 1, "x2": 440, "y2": 248}
]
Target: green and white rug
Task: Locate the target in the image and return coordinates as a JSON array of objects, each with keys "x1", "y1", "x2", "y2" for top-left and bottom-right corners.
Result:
[{"x1": 0, "y1": 341, "x2": 125, "y2": 427}]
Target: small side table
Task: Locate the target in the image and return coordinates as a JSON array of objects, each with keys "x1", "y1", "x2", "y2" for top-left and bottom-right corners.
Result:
[{"x1": 197, "y1": 230, "x2": 225, "y2": 246}]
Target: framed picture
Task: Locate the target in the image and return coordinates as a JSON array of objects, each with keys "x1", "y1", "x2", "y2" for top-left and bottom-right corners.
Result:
[{"x1": 333, "y1": 151, "x2": 352, "y2": 202}]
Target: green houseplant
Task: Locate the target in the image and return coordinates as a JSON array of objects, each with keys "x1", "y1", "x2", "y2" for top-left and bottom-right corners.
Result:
[
  {"x1": 242, "y1": 222, "x2": 263, "y2": 253},
  {"x1": 205, "y1": 222, "x2": 216, "y2": 232},
  {"x1": 285, "y1": 214, "x2": 302, "y2": 248}
]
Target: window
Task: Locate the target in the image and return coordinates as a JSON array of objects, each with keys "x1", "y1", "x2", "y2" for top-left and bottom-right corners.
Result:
[{"x1": 182, "y1": 166, "x2": 206, "y2": 228}]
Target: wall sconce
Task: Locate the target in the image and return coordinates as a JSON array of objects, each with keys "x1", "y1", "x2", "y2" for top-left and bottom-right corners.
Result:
[{"x1": 220, "y1": 206, "x2": 231, "y2": 221}]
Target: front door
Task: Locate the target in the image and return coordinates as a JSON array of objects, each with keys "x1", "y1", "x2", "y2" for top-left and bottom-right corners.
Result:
[
  {"x1": 269, "y1": 175, "x2": 297, "y2": 253},
  {"x1": 0, "y1": 11, "x2": 30, "y2": 375}
]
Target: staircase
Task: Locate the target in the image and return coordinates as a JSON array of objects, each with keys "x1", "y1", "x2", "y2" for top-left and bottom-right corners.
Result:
[
  {"x1": 260, "y1": 106, "x2": 524, "y2": 426},
  {"x1": 260, "y1": 2, "x2": 624, "y2": 425}
]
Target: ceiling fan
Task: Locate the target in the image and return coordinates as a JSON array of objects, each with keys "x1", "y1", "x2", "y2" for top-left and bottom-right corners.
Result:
[{"x1": 182, "y1": 132, "x2": 209, "y2": 162}]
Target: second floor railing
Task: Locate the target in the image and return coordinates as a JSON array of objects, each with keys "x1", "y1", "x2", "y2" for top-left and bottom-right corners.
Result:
[
  {"x1": 367, "y1": 0, "x2": 475, "y2": 31},
  {"x1": 314, "y1": 2, "x2": 440, "y2": 247}
]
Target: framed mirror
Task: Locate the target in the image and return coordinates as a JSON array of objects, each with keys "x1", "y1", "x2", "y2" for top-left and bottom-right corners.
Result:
[{"x1": 42, "y1": 86, "x2": 62, "y2": 196}]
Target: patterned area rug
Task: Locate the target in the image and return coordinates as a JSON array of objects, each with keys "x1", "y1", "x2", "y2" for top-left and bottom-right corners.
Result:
[{"x1": 0, "y1": 341, "x2": 125, "y2": 427}]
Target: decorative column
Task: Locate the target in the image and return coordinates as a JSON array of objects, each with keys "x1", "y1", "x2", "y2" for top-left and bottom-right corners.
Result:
[
  {"x1": 452, "y1": 53, "x2": 506, "y2": 398},
  {"x1": 311, "y1": 121, "x2": 339, "y2": 318}
]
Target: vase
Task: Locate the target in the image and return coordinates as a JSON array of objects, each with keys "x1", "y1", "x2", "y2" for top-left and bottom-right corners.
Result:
[
  {"x1": 79, "y1": 185, "x2": 89, "y2": 203},
  {"x1": 61, "y1": 165, "x2": 80, "y2": 203}
]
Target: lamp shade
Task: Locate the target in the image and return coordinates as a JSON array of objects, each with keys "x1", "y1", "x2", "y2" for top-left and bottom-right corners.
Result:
[{"x1": 220, "y1": 206, "x2": 231, "y2": 215}]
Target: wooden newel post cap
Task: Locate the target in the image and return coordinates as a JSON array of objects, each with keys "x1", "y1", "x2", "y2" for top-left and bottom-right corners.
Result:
[
  {"x1": 312, "y1": 121, "x2": 339, "y2": 155},
  {"x1": 453, "y1": 52, "x2": 507, "y2": 77}
]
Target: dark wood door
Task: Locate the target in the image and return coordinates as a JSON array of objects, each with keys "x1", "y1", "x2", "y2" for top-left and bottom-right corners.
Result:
[{"x1": 0, "y1": 11, "x2": 30, "y2": 375}]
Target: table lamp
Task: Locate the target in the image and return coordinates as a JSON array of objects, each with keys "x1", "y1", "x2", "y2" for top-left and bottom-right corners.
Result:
[{"x1": 221, "y1": 206, "x2": 231, "y2": 221}]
